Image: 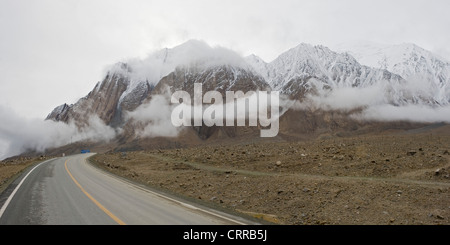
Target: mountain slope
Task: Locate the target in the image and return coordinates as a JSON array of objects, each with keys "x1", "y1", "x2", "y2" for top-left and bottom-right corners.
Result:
[
  {"x1": 335, "y1": 41, "x2": 450, "y2": 105},
  {"x1": 47, "y1": 40, "x2": 269, "y2": 131},
  {"x1": 46, "y1": 40, "x2": 450, "y2": 148},
  {"x1": 246, "y1": 44, "x2": 405, "y2": 102},
  {"x1": 46, "y1": 68, "x2": 152, "y2": 128}
]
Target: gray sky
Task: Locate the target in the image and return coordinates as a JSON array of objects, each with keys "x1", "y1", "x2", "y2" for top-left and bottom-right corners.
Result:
[{"x1": 1, "y1": 0, "x2": 449, "y2": 119}]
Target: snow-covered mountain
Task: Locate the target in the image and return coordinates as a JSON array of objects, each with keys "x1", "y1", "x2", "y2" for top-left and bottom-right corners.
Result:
[
  {"x1": 47, "y1": 40, "x2": 450, "y2": 132},
  {"x1": 47, "y1": 40, "x2": 269, "y2": 127},
  {"x1": 108, "y1": 39, "x2": 251, "y2": 85},
  {"x1": 335, "y1": 41, "x2": 450, "y2": 105},
  {"x1": 246, "y1": 44, "x2": 405, "y2": 102}
]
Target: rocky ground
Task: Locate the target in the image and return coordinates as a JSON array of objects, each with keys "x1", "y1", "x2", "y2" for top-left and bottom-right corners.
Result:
[
  {"x1": 89, "y1": 128, "x2": 450, "y2": 225},
  {"x1": 2, "y1": 125, "x2": 449, "y2": 225}
]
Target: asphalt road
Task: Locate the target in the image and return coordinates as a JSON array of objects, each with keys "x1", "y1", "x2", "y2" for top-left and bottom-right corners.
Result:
[{"x1": 0, "y1": 153, "x2": 252, "y2": 225}]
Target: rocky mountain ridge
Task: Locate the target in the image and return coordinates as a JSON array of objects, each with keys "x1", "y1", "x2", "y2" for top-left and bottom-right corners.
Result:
[{"x1": 45, "y1": 40, "x2": 450, "y2": 146}]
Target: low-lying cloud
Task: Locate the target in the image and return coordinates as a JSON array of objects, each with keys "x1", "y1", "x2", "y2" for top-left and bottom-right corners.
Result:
[
  {"x1": 125, "y1": 94, "x2": 182, "y2": 138},
  {"x1": 306, "y1": 83, "x2": 386, "y2": 111},
  {"x1": 296, "y1": 79, "x2": 450, "y2": 123},
  {"x1": 356, "y1": 104, "x2": 450, "y2": 123},
  {"x1": 0, "y1": 105, "x2": 117, "y2": 160},
  {"x1": 126, "y1": 87, "x2": 289, "y2": 138}
]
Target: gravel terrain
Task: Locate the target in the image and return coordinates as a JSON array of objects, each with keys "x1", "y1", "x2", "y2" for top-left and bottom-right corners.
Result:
[{"x1": 89, "y1": 130, "x2": 450, "y2": 225}]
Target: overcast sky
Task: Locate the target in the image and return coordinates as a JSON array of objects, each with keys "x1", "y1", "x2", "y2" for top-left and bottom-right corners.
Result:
[{"x1": 1, "y1": 0, "x2": 449, "y2": 119}]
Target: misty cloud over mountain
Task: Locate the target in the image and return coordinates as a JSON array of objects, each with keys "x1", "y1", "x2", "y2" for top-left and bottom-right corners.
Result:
[
  {"x1": 0, "y1": 105, "x2": 117, "y2": 160},
  {"x1": 1, "y1": 40, "x2": 450, "y2": 160}
]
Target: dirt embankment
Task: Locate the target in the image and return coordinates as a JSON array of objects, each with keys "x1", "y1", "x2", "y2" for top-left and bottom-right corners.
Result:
[
  {"x1": 0, "y1": 156, "x2": 52, "y2": 194},
  {"x1": 90, "y1": 132, "x2": 450, "y2": 225}
]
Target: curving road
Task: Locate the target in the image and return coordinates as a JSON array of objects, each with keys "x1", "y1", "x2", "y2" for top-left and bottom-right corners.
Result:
[{"x1": 0, "y1": 153, "x2": 252, "y2": 225}]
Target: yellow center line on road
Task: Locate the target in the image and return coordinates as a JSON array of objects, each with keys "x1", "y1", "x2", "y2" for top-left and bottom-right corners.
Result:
[{"x1": 64, "y1": 159, "x2": 127, "y2": 225}]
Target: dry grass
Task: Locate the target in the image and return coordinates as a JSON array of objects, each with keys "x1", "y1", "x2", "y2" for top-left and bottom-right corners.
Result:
[{"x1": 0, "y1": 157, "x2": 48, "y2": 193}]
